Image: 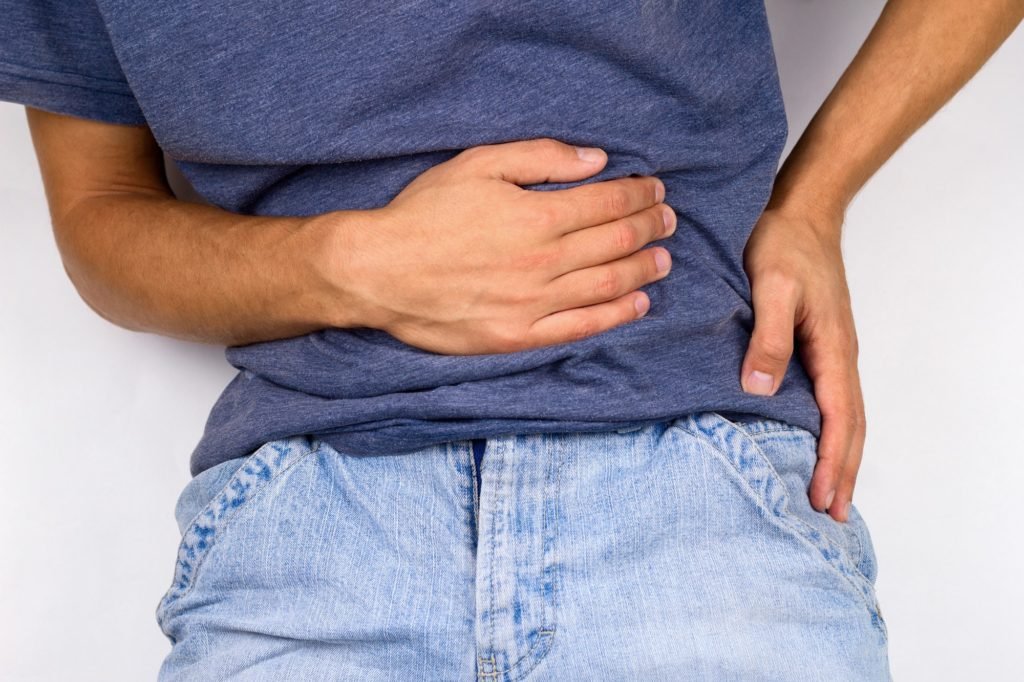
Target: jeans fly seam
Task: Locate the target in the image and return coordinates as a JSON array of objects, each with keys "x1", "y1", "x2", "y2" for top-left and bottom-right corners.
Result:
[
  {"x1": 482, "y1": 438, "x2": 559, "y2": 682},
  {"x1": 673, "y1": 418, "x2": 880, "y2": 620},
  {"x1": 502, "y1": 438, "x2": 562, "y2": 682},
  {"x1": 487, "y1": 438, "x2": 500, "y2": 656},
  {"x1": 470, "y1": 441, "x2": 480, "y2": 543},
  {"x1": 495, "y1": 438, "x2": 561, "y2": 675}
]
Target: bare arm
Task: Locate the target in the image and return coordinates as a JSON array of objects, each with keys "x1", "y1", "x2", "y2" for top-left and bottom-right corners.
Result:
[
  {"x1": 26, "y1": 109, "x2": 671, "y2": 351},
  {"x1": 26, "y1": 108, "x2": 368, "y2": 346},
  {"x1": 768, "y1": 0, "x2": 1024, "y2": 221},
  {"x1": 741, "y1": 0, "x2": 1023, "y2": 522}
]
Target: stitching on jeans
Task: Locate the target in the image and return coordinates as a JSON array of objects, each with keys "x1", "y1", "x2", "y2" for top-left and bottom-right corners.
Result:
[
  {"x1": 157, "y1": 439, "x2": 318, "y2": 618},
  {"x1": 712, "y1": 413, "x2": 888, "y2": 643},
  {"x1": 155, "y1": 439, "x2": 321, "y2": 624},
  {"x1": 470, "y1": 441, "x2": 481, "y2": 539},
  {"x1": 485, "y1": 438, "x2": 555, "y2": 681},
  {"x1": 741, "y1": 418, "x2": 871, "y2": 581},
  {"x1": 745, "y1": 426, "x2": 810, "y2": 436},
  {"x1": 174, "y1": 456, "x2": 251, "y2": 536},
  {"x1": 502, "y1": 437, "x2": 561, "y2": 682},
  {"x1": 673, "y1": 415, "x2": 879, "y2": 617},
  {"x1": 712, "y1": 413, "x2": 876, "y2": 600},
  {"x1": 479, "y1": 436, "x2": 559, "y2": 681},
  {"x1": 487, "y1": 439, "x2": 499, "y2": 656}
]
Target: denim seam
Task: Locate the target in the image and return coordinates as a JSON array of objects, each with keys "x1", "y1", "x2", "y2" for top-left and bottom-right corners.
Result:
[
  {"x1": 487, "y1": 439, "x2": 500, "y2": 657},
  {"x1": 713, "y1": 413, "x2": 886, "y2": 644},
  {"x1": 155, "y1": 438, "x2": 320, "y2": 625},
  {"x1": 479, "y1": 438, "x2": 559, "y2": 682},
  {"x1": 843, "y1": 508, "x2": 866, "y2": 570},
  {"x1": 172, "y1": 457, "x2": 250, "y2": 537},
  {"x1": 674, "y1": 416, "x2": 880, "y2": 619},
  {"x1": 500, "y1": 438, "x2": 560, "y2": 682},
  {"x1": 470, "y1": 441, "x2": 481, "y2": 539},
  {"x1": 713, "y1": 414, "x2": 878, "y2": 606},
  {"x1": 747, "y1": 426, "x2": 869, "y2": 581},
  {"x1": 744, "y1": 426, "x2": 809, "y2": 436}
]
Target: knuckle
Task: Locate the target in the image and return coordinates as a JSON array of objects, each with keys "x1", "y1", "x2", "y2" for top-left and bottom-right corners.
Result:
[
  {"x1": 593, "y1": 268, "x2": 621, "y2": 298},
  {"x1": 567, "y1": 316, "x2": 600, "y2": 342},
  {"x1": 611, "y1": 220, "x2": 640, "y2": 252},
  {"x1": 758, "y1": 266, "x2": 799, "y2": 298},
  {"x1": 756, "y1": 336, "x2": 792, "y2": 364},
  {"x1": 539, "y1": 138, "x2": 564, "y2": 155},
  {"x1": 457, "y1": 145, "x2": 485, "y2": 164},
  {"x1": 533, "y1": 202, "x2": 563, "y2": 229},
  {"x1": 602, "y1": 186, "x2": 631, "y2": 216},
  {"x1": 513, "y1": 244, "x2": 562, "y2": 272},
  {"x1": 487, "y1": 322, "x2": 526, "y2": 353}
]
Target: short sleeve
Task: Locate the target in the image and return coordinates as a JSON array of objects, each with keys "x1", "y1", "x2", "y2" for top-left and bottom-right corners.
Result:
[{"x1": 0, "y1": 0, "x2": 146, "y2": 125}]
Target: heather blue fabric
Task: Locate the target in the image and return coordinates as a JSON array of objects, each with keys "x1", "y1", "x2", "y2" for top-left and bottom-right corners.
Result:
[{"x1": 1, "y1": 1, "x2": 823, "y2": 476}]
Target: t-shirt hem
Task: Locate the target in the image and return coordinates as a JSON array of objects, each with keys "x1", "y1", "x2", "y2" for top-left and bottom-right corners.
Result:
[{"x1": 0, "y1": 60, "x2": 146, "y2": 126}]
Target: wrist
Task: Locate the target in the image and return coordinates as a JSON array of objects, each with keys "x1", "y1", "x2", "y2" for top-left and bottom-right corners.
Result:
[
  {"x1": 300, "y1": 208, "x2": 380, "y2": 331},
  {"x1": 764, "y1": 176, "x2": 848, "y2": 244}
]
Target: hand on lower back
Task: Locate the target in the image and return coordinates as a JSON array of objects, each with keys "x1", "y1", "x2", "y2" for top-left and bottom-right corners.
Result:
[
  {"x1": 740, "y1": 206, "x2": 865, "y2": 524},
  {"x1": 335, "y1": 138, "x2": 675, "y2": 355}
]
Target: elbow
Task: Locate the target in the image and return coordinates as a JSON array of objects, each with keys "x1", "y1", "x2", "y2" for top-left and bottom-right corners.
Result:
[{"x1": 57, "y1": 253, "x2": 146, "y2": 334}]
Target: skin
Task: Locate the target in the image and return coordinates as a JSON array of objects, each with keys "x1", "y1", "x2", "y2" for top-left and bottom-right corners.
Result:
[
  {"x1": 23, "y1": 0, "x2": 1023, "y2": 522},
  {"x1": 739, "y1": 0, "x2": 1022, "y2": 522},
  {"x1": 27, "y1": 121, "x2": 671, "y2": 348}
]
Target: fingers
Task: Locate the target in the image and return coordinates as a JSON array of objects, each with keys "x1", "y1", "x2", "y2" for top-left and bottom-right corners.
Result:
[
  {"x1": 529, "y1": 175, "x2": 666, "y2": 235},
  {"x1": 552, "y1": 203, "x2": 676, "y2": 274},
  {"x1": 799, "y1": 320, "x2": 865, "y2": 523},
  {"x1": 835, "y1": 376, "x2": 867, "y2": 521},
  {"x1": 456, "y1": 138, "x2": 611, "y2": 186},
  {"x1": 741, "y1": 269, "x2": 799, "y2": 396},
  {"x1": 525, "y1": 288, "x2": 652, "y2": 349},
  {"x1": 457, "y1": 138, "x2": 666, "y2": 234},
  {"x1": 541, "y1": 243, "x2": 672, "y2": 316}
]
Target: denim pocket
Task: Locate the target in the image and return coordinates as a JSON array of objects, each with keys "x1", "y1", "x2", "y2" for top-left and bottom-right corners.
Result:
[
  {"x1": 171, "y1": 455, "x2": 252, "y2": 536},
  {"x1": 155, "y1": 435, "x2": 319, "y2": 630},
  {"x1": 670, "y1": 412, "x2": 887, "y2": 639},
  {"x1": 735, "y1": 418, "x2": 881, "y2": 587}
]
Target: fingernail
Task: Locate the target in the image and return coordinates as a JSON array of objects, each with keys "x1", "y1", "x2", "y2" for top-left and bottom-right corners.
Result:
[
  {"x1": 842, "y1": 500, "x2": 851, "y2": 519},
  {"x1": 575, "y1": 146, "x2": 605, "y2": 163},
  {"x1": 634, "y1": 294, "x2": 650, "y2": 317},
  {"x1": 655, "y1": 180, "x2": 666, "y2": 203},
  {"x1": 662, "y1": 205, "x2": 675, "y2": 234},
  {"x1": 825, "y1": 489, "x2": 836, "y2": 510},
  {"x1": 744, "y1": 370, "x2": 774, "y2": 395},
  {"x1": 655, "y1": 249, "x2": 671, "y2": 273}
]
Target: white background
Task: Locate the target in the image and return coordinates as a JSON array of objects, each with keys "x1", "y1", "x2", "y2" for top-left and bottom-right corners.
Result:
[{"x1": 1, "y1": 2, "x2": 1022, "y2": 679}]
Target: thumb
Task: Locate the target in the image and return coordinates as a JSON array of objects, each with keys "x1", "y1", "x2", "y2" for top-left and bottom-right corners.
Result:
[
  {"x1": 457, "y1": 137, "x2": 607, "y2": 186},
  {"x1": 741, "y1": 277, "x2": 798, "y2": 396}
]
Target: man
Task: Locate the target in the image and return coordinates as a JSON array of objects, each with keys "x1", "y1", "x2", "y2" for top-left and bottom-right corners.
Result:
[{"x1": 2, "y1": 0, "x2": 1020, "y2": 679}]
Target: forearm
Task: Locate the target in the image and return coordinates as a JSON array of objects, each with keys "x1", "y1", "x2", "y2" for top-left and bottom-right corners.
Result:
[
  {"x1": 56, "y1": 193, "x2": 368, "y2": 346},
  {"x1": 768, "y1": 0, "x2": 1024, "y2": 225}
]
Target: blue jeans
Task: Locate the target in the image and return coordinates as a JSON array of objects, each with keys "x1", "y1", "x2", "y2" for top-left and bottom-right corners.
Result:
[{"x1": 155, "y1": 412, "x2": 890, "y2": 680}]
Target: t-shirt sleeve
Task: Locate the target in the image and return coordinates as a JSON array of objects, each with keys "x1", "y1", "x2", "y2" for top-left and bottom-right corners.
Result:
[{"x1": 0, "y1": 0, "x2": 146, "y2": 125}]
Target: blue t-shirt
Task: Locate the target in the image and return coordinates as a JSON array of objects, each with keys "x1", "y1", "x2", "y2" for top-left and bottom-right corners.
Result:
[{"x1": 2, "y1": 0, "x2": 821, "y2": 476}]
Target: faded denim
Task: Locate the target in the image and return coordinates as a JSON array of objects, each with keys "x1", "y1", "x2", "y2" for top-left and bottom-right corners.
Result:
[{"x1": 156, "y1": 412, "x2": 889, "y2": 680}]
